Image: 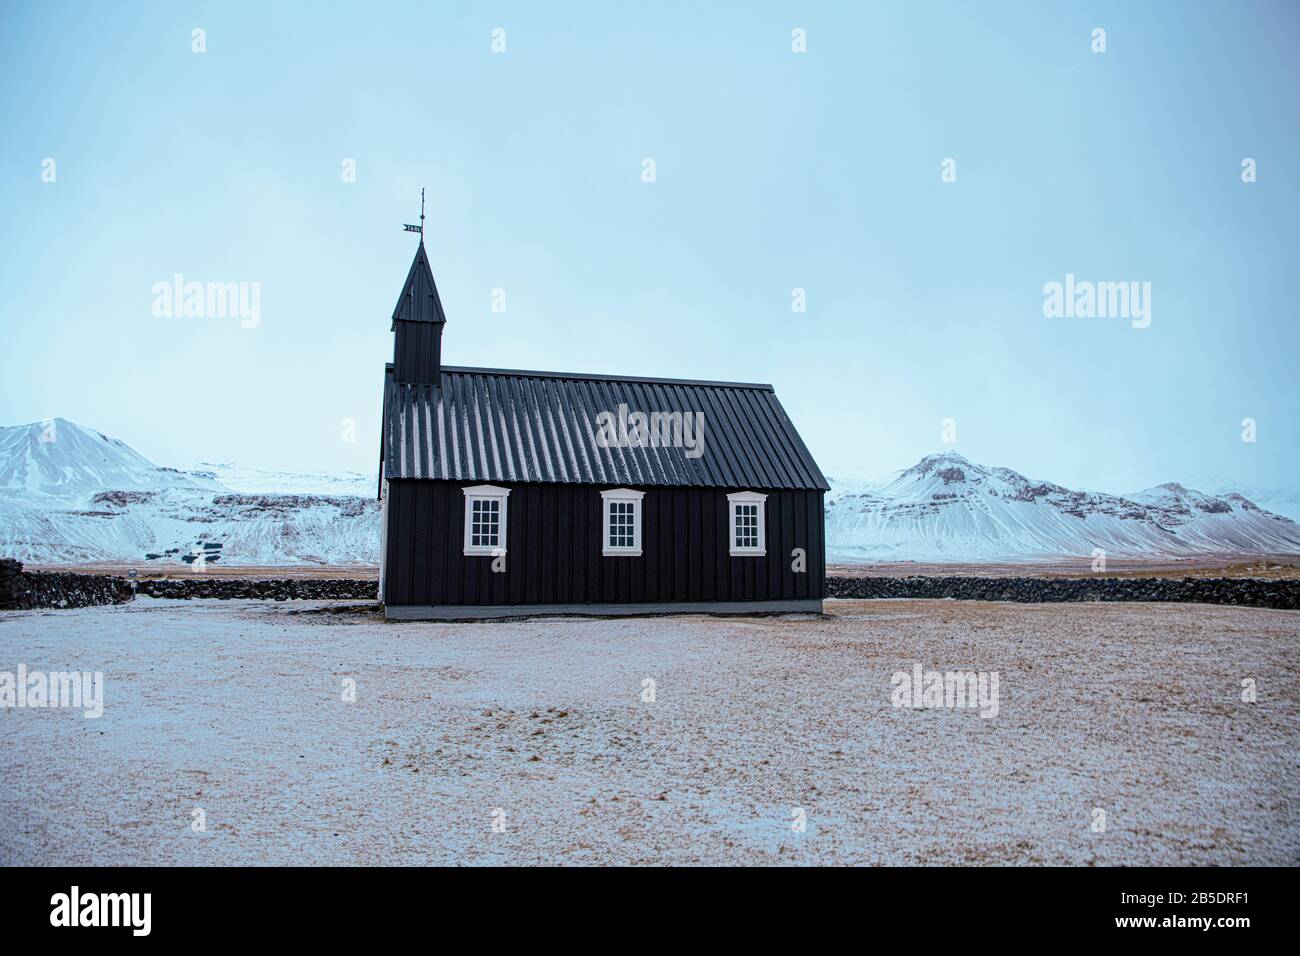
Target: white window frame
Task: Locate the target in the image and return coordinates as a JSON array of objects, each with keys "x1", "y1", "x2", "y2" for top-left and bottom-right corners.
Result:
[
  {"x1": 727, "y1": 490, "x2": 767, "y2": 556},
  {"x1": 463, "y1": 484, "x2": 510, "y2": 556},
  {"x1": 600, "y1": 488, "x2": 645, "y2": 556}
]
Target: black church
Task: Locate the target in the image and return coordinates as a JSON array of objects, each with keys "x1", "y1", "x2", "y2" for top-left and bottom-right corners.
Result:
[{"x1": 378, "y1": 238, "x2": 828, "y2": 619}]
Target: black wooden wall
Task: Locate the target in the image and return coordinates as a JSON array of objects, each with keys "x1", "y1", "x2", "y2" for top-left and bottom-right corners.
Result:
[
  {"x1": 382, "y1": 480, "x2": 826, "y2": 606},
  {"x1": 392, "y1": 320, "x2": 442, "y2": 385}
]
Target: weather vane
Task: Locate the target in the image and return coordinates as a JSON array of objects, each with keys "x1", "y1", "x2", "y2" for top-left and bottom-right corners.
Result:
[{"x1": 403, "y1": 188, "x2": 425, "y2": 238}]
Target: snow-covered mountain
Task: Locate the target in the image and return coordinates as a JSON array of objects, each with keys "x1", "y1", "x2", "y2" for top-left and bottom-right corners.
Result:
[
  {"x1": 1187, "y1": 475, "x2": 1300, "y2": 523},
  {"x1": 826, "y1": 453, "x2": 1300, "y2": 563},
  {"x1": 0, "y1": 420, "x2": 379, "y2": 565},
  {"x1": 4, "y1": 420, "x2": 1297, "y2": 566},
  {"x1": 0, "y1": 418, "x2": 223, "y2": 499},
  {"x1": 192, "y1": 461, "x2": 377, "y2": 497}
]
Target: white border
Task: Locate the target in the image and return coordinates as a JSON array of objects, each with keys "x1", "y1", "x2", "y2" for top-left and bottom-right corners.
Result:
[
  {"x1": 463, "y1": 484, "x2": 511, "y2": 556},
  {"x1": 600, "y1": 487, "x2": 645, "y2": 556},
  {"x1": 726, "y1": 490, "x2": 767, "y2": 556}
]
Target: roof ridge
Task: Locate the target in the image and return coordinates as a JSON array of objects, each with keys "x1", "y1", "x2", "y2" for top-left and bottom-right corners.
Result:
[{"x1": 438, "y1": 365, "x2": 775, "y2": 391}]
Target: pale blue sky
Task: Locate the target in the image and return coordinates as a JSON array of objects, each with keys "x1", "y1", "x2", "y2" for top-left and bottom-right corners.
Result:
[{"x1": 2, "y1": 0, "x2": 1296, "y2": 494}]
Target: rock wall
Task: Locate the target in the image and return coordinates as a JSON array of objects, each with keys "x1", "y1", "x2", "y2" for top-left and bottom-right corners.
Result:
[
  {"x1": 0, "y1": 559, "x2": 134, "y2": 610},
  {"x1": 4, "y1": 555, "x2": 1296, "y2": 611},
  {"x1": 828, "y1": 575, "x2": 1300, "y2": 610},
  {"x1": 0, "y1": 559, "x2": 376, "y2": 608},
  {"x1": 0, "y1": 558, "x2": 19, "y2": 608},
  {"x1": 135, "y1": 578, "x2": 378, "y2": 601}
]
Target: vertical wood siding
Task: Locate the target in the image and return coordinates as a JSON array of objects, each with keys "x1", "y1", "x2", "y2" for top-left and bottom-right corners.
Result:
[
  {"x1": 392, "y1": 321, "x2": 442, "y2": 385},
  {"x1": 383, "y1": 481, "x2": 825, "y2": 606}
]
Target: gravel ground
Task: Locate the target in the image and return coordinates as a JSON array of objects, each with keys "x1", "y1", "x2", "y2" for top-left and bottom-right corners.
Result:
[{"x1": 1, "y1": 597, "x2": 1296, "y2": 865}]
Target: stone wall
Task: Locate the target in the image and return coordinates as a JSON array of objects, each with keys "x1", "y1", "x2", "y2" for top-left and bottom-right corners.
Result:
[
  {"x1": 0, "y1": 559, "x2": 134, "y2": 610},
  {"x1": 135, "y1": 578, "x2": 378, "y2": 601},
  {"x1": 4, "y1": 556, "x2": 1296, "y2": 611},
  {"x1": 828, "y1": 575, "x2": 1300, "y2": 610},
  {"x1": 0, "y1": 558, "x2": 19, "y2": 608},
  {"x1": 0, "y1": 559, "x2": 375, "y2": 608}
]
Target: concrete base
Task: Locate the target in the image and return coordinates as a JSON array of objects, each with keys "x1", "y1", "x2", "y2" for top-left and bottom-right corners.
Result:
[{"x1": 384, "y1": 598, "x2": 824, "y2": 621}]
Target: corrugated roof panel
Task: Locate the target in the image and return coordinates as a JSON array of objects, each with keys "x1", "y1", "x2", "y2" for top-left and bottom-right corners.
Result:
[{"x1": 383, "y1": 366, "x2": 828, "y2": 491}]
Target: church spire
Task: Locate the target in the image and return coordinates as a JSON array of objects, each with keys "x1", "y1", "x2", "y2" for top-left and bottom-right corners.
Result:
[
  {"x1": 391, "y1": 240, "x2": 447, "y2": 328},
  {"x1": 391, "y1": 193, "x2": 447, "y2": 387}
]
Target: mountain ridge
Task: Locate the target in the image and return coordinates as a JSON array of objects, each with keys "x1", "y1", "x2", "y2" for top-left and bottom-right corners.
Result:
[
  {"x1": 2, "y1": 421, "x2": 1297, "y2": 566},
  {"x1": 0, "y1": 419, "x2": 379, "y2": 565},
  {"x1": 825, "y1": 451, "x2": 1300, "y2": 562}
]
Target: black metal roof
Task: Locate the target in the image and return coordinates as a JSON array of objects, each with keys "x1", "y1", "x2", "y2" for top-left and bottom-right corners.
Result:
[
  {"x1": 391, "y1": 242, "x2": 447, "y2": 328},
  {"x1": 381, "y1": 365, "x2": 828, "y2": 491}
]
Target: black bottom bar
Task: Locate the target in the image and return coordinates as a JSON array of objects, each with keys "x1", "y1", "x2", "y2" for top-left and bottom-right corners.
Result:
[{"x1": 0, "y1": 866, "x2": 1283, "y2": 941}]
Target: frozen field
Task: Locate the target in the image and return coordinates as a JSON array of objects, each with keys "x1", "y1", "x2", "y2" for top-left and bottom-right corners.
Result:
[{"x1": 1, "y1": 597, "x2": 1297, "y2": 865}]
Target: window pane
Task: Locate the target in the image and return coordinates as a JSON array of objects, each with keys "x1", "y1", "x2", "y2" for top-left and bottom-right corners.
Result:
[
  {"x1": 734, "y1": 501, "x2": 761, "y2": 549},
  {"x1": 607, "y1": 499, "x2": 638, "y2": 549},
  {"x1": 469, "y1": 497, "x2": 503, "y2": 549}
]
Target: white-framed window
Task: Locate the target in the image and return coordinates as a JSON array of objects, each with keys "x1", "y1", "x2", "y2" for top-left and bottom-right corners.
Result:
[
  {"x1": 727, "y1": 491, "x2": 767, "y2": 556},
  {"x1": 463, "y1": 484, "x2": 510, "y2": 556},
  {"x1": 600, "y1": 488, "x2": 645, "y2": 556}
]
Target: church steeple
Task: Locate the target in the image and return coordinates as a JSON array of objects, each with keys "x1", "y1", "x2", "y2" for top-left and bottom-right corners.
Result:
[{"x1": 391, "y1": 238, "x2": 447, "y2": 387}]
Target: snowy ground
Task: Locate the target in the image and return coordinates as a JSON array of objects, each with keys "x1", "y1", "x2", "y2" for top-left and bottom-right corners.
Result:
[{"x1": 1, "y1": 597, "x2": 1296, "y2": 865}]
